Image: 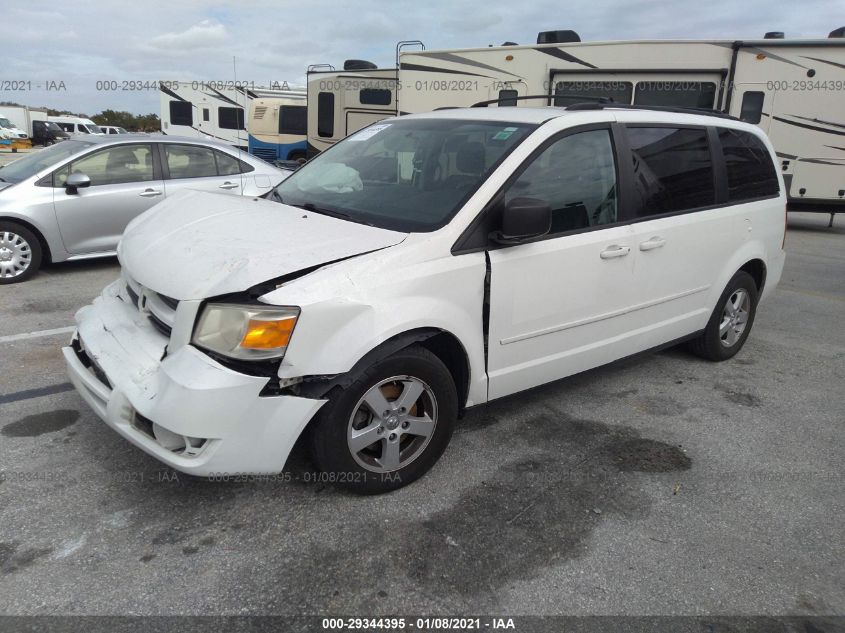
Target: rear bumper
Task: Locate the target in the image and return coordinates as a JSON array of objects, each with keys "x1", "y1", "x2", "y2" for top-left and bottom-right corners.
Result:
[{"x1": 64, "y1": 281, "x2": 325, "y2": 476}]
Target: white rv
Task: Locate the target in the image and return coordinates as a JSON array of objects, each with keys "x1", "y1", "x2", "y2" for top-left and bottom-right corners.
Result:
[
  {"x1": 159, "y1": 82, "x2": 306, "y2": 151},
  {"x1": 306, "y1": 61, "x2": 399, "y2": 156},
  {"x1": 47, "y1": 115, "x2": 103, "y2": 136},
  {"x1": 310, "y1": 30, "x2": 845, "y2": 213}
]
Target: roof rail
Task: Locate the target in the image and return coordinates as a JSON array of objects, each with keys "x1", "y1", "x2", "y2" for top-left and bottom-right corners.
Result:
[
  {"x1": 564, "y1": 102, "x2": 740, "y2": 120},
  {"x1": 471, "y1": 94, "x2": 610, "y2": 107}
]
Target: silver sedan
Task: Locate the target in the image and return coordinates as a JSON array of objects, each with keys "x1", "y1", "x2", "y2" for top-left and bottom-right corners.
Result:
[{"x1": 0, "y1": 135, "x2": 291, "y2": 283}]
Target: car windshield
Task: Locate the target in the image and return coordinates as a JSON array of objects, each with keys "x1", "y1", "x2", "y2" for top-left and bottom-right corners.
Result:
[
  {"x1": 46, "y1": 122, "x2": 63, "y2": 132},
  {"x1": 0, "y1": 117, "x2": 14, "y2": 129},
  {"x1": 117, "y1": 127, "x2": 128, "y2": 134},
  {"x1": 84, "y1": 125, "x2": 102, "y2": 133},
  {"x1": 271, "y1": 118, "x2": 535, "y2": 232},
  {"x1": 0, "y1": 140, "x2": 95, "y2": 183}
]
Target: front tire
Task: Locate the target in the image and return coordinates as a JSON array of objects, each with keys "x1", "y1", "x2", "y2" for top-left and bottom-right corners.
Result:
[
  {"x1": 688, "y1": 271, "x2": 758, "y2": 361},
  {"x1": 0, "y1": 222, "x2": 43, "y2": 284},
  {"x1": 309, "y1": 345, "x2": 457, "y2": 494}
]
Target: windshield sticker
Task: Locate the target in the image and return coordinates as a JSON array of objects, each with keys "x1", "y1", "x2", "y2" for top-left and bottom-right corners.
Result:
[
  {"x1": 348, "y1": 123, "x2": 391, "y2": 141},
  {"x1": 492, "y1": 126, "x2": 518, "y2": 141}
]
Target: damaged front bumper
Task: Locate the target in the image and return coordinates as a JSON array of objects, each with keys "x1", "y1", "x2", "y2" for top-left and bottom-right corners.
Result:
[{"x1": 63, "y1": 280, "x2": 326, "y2": 476}]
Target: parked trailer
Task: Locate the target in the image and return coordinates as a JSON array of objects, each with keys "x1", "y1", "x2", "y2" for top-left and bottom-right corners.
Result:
[
  {"x1": 306, "y1": 62, "x2": 399, "y2": 156},
  {"x1": 247, "y1": 91, "x2": 308, "y2": 162},
  {"x1": 308, "y1": 30, "x2": 845, "y2": 215},
  {"x1": 159, "y1": 82, "x2": 306, "y2": 151}
]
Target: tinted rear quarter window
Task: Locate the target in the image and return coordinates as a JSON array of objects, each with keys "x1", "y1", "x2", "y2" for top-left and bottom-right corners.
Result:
[
  {"x1": 626, "y1": 126, "x2": 715, "y2": 216},
  {"x1": 718, "y1": 128, "x2": 779, "y2": 202}
]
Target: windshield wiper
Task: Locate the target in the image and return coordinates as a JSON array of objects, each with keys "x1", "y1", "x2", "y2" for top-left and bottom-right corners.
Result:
[{"x1": 293, "y1": 201, "x2": 353, "y2": 221}]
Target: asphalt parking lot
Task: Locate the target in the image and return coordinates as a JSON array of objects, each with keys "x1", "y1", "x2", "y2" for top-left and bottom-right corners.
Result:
[{"x1": 0, "y1": 212, "x2": 842, "y2": 619}]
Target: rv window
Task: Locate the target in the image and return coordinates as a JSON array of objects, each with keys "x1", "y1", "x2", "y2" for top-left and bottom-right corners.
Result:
[
  {"x1": 553, "y1": 81, "x2": 633, "y2": 107},
  {"x1": 739, "y1": 92, "x2": 765, "y2": 124},
  {"x1": 504, "y1": 129, "x2": 618, "y2": 233},
  {"x1": 203, "y1": 108, "x2": 210, "y2": 122},
  {"x1": 634, "y1": 81, "x2": 717, "y2": 108},
  {"x1": 279, "y1": 105, "x2": 307, "y2": 135},
  {"x1": 164, "y1": 144, "x2": 218, "y2": 179},
  {"x1": 218, "y1": 107, "x2": 245, "y2": 130},
  {"x1": 718, "y1": 128, "x2": 779, "y2": 201},
  {"x1": 169, "y1": 101, "x2": 193, "y2": 127},
  {"x1": 359, "y1": 89, "x2": 392, "y2": 106},
  {"x1": 317, "y1": 92, "x2": 335, "y2": 138},
  {"x1": 498, "y1": 90, "x2": 519, "y2": 107},
  {"x1": 625, "y1": 126, "x2": 716, "y2": 216}
]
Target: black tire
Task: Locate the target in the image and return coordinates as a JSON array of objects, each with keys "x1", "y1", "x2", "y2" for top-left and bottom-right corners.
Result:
[
  {"x1": 688, "y1": 271, "x2": 759, "y2": 361},
  {"x1": 309, "y1": 345, "x2": 457, "y2": 494},
  {"x1": 0, "y1": 221, "x2": 43, "y2": 284}
]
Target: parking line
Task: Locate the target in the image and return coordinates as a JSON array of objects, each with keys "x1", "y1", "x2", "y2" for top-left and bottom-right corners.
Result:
[
  {"x1": 0, "y1": 326, "x2": 75, "y2": 344},
  {"x1": 0, "y1": 382, "x2": 75, "y2": 405}
]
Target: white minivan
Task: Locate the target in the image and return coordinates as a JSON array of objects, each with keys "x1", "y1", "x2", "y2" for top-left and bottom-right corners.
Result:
[{"x1": 65, "y1": 105, "x2": 786, "y2": 493}]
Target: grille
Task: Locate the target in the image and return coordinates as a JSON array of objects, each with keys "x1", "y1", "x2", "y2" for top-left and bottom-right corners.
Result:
[
  {"x1": 123, "y1": 272, "x2": 178, "y2": 339},
  {"x1": 251, "y1": 147, "x2": 277, "y2": 161}
]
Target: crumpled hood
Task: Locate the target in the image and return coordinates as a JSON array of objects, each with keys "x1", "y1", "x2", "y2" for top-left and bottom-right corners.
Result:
[{"x1": 119, "y1": 190, "x2": 407, "y2": 300}]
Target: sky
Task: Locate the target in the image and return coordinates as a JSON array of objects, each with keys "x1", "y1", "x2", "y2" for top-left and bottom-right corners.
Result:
[{"x1": 3, "y1": 0, "x2": 841, "y2": 116}]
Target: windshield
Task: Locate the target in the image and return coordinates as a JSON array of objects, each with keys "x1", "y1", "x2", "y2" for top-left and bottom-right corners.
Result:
[
  {"x1": 46, "y1": 122, "x2": 63, "y2": 132},
  {"x1": 117, "y1": 127, "x2": 128, "y2": 134},
  {"x1": 84, "y1": 124, "x2": 102, "y2": 134},
  {"x1": 271, "y1": 118, "x2": 535, "y2": 232},
  {"x1": 0, "y1": 140, "x2": 94, "y2": 183},
  {"x1": 0, "y1": 117, "x2": 14, "y2": 129}
]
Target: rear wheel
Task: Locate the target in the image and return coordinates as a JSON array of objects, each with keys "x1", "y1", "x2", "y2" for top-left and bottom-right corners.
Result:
[
  {"x1": 309, "y1": 345, "x2": 457, "y2": 494},
  {"x1": 0, "y1": 222, "x2": 42, "y2": 284},
  {"x1": 688, "y1": 271, "x2": 758, "y2": 361}
]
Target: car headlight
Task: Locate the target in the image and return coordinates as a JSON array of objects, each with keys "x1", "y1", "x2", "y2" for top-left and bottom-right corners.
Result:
[{"x1": 192, "y1": 303, "x2": 300, "y2": 361}]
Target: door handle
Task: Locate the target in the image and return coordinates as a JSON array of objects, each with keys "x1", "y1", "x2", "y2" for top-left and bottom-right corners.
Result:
[
  {"x1": 139, "y1": 189, "x2": 162, "y2": 198},
  {"x1": 639, "y1": 236, "x2": 667, "y2": 251},
  {"x1": 219, "y1": 181, "x2": 239, "y2": 190},
  {"x1": 600, "y1": 245, "x2": 631, "y2": 259}
]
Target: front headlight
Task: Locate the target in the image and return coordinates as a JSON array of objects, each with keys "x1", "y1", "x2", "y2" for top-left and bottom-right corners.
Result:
[{"x1": 192, "y1": 303, "x2": 300, "y2": 361}]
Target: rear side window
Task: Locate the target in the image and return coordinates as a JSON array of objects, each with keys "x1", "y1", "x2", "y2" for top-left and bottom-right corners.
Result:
[
  {"x1": 626, "y1": 127, "x2": 715, "y2": 217},
  {"x1": 718, "y1": 128, "x2": 779, "y2": 201},
  {"x1": 317, "y1": 92, "x2": 335, "y2": 138},
  {"x1": 165, "y1": 144, "x2": 218, "y2": 179},
  {"x1": 169, "y1": 101, "x2": 193, "y2": 126},
  {"x1": 215, "y1": 151, "x2": 242, "y2": 176},
  {"x1": 739, "y1": 92, "x2": 765, "y2": 124},
  {"x1": 359, "y1": 89, "x2": 392, "y2": 106},
  {"x1": 279, "y1": 105, "x2": 307, "y2": 135}
]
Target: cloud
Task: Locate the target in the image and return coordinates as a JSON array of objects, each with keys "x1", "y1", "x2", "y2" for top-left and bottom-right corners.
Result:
[{"x1": 148, "y1": 19, "x2": 228, "y2": 50}]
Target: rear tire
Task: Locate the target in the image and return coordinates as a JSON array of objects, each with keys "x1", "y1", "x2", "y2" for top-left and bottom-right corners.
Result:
[
  {"x1": 309, "y1": 345, "x2": 457, "y2": 494},
  {"x1": 0, "y1": 222, "x2": 43, "y2": 284},
  {"x1": 688, "y1": 271, "x2": 758, "y2": 361}
]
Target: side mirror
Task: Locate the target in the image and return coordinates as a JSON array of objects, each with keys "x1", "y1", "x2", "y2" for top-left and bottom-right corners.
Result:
[
  {"x1": 65, "y1": 173, "x2": 91, "y2": 195},
  {"x1": 491, "y1": 197, "x2": 551, "y2": 244}
]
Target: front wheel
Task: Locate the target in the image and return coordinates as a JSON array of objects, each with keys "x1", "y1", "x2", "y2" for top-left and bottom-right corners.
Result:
[
  {"x1": 688, "y1": 271, "x2": 759, "y2": 361},
  {"x1": 0, "y1": 222, "x2": 43, "y2": 284},
  {"x1": 309, "y1": 345, "x2": 457, "y2": 494}
]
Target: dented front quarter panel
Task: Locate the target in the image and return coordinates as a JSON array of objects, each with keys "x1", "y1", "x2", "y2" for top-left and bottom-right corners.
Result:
[{"x1": 262, "y1": 232, "x2": 489, "y2": 407}]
